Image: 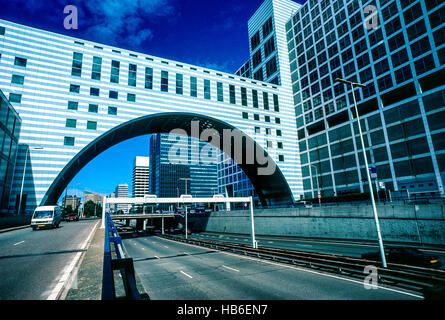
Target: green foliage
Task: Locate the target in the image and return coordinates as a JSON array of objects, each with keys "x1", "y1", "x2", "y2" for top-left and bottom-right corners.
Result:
[{"x1": 84, "y1": 200, "x2": 102, "y2": 217}]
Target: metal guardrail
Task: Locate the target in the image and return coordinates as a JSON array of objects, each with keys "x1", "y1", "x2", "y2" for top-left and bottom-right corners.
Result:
[
  {"x1": 102, "y1": 213, "x2": 141, "y2": 300},
  {"x1": 161, "y1": 234, "x2": 445, "y2": 298}
]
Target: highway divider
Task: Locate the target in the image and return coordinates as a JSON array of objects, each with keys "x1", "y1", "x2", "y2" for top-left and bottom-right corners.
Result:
[{"x1": 102, "y1": 213, "x2": 142, "y2": 300}]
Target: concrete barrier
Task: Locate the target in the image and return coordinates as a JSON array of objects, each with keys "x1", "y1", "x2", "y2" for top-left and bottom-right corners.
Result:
[
  {"x1": 190, "y1": 202, "x2": 445, "y2": 245},
  {"x1": 0, "y1": 214, "x2": 32, "y2": 230}
]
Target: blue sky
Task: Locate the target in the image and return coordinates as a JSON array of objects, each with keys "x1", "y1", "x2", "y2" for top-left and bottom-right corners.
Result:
[{"x1": 0, "y1": 0, "x2": 304, "y2": 199}]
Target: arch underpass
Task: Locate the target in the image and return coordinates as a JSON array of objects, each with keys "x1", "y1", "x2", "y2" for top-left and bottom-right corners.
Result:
[{"x1": 41, "y1": 112, "x2": 294, "y2": 207}]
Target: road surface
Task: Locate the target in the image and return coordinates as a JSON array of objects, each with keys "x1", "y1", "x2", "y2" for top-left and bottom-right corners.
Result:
[
  {"x1": 122, "y1": 234, "x2": 421, "y2": 300},
  {"x1": 0, "y1": 219, "x2": 98, "y2": 300}
]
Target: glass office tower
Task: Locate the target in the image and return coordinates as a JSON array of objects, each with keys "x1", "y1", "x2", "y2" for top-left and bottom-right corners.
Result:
[
  {"x1": 0, "y1": 89, "x2": 21, "y2": 213},
  {"x1": 286, "y1": 0, "x2": 445, "y2": 199}
]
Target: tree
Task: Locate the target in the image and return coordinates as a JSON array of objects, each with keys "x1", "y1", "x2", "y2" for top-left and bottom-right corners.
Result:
[
  {"x1": 62, "y1": 205, "x2": 73, "y2": 217},
  {"x1": 84, "y1": 200, "x2": 102, "y2": 217}
]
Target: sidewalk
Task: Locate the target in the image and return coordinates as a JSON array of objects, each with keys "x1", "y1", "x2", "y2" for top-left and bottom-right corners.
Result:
[{"x1": 64, "y1": 226, "x2": 104, "y2": 300}]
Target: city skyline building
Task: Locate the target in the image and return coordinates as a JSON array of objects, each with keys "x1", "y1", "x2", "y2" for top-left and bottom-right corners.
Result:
[
  {"x1": 132, "y1": 156, "x2": 150, "y2": 198},
  {"x1": 149, "y1": 133, "x2": 218, "y2": 202},
  {"x1": 114, "y1": 183, "x2": 129, "y2": 212},
  {"x1": 62, "y1": 194, "x2": 80, "y2": 210}
]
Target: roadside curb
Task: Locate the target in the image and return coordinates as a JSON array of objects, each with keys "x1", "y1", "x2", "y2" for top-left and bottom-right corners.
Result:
[{"x1": 0, "y1": 225, "x2": 30, "y2": 233}]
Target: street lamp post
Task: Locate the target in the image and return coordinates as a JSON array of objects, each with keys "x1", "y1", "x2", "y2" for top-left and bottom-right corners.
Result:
[
  {"x1": 335, "y1": 78, "x2": 387, "y2": 268},
  {"x1": 311, "y1": 164, "x2": 321, "y2": 207},
  {"x1": 18, "y1": 146, "x2": 43, "y2": 215},
  {"x1": 179, "y1": 178, "x2": 192, "y2": 239}
]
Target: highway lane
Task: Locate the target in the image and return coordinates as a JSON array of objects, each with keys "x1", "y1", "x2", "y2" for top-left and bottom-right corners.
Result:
[
  {"x1": 122, "y1": 234, "x2": 421, "y2": 300},
  {"x1": 183, "y1": 232, "x2": 445, "y2": 268},
  {"x1": 0, "y1": 219, "x2": 98, "y2": 300}
]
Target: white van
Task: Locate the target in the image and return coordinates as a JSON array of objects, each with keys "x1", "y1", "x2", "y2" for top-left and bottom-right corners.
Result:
[{"x1": 31, "y1": 206, "x2": 62, "y2": 230}]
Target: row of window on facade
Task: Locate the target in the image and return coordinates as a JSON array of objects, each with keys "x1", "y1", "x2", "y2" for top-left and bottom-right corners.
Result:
[{"x1": 71, "y1": 52, "x2": 281, "y2": 109}]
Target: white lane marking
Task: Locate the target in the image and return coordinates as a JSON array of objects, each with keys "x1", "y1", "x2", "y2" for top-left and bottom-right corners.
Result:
[
  {"x1": 154, "y1": 255, "x2": 160, "y2": 259},
  {"x1": 222, "y1": 265, "x2": 240, "y2": 272},
  {"x1": 46, "y1": 221, "x2": 99, "y2": 300},
  {"x1": 142, "y1": 247, "x2": 146, "y2": 250},
  {"x1": 268, "y1": 241, "x2": 274, "y2": 244},
  {"x1": 156, "y1": 236, "x2": 422, "y2": 299},
  {"x1": 221, "y1": 250, "x2": 423, "y2": 299},
  {"x1": 13, "y1": 241, "x2": 25, "y2": 246},
  {"x1": 184, "y1": 251, "x2": 189, "y2": 255},
  {"x1": 164, "y1": 245, "x2": 169, "y2": 248},
  {"x1": 180, "y1": 270, "x2": 193, "y2": 279}
]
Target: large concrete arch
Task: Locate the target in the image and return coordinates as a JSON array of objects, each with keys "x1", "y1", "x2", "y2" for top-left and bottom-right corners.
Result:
[{"x1": 41, "y1": 112, "x2": 294, "y2": 207}]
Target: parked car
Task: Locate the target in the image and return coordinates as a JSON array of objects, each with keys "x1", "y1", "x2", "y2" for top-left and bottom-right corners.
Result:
[{"x1": 361, "y1": 247, "x2": 442, "y2": 268}]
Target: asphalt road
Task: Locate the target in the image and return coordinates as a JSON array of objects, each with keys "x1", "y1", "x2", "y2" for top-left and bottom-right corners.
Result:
[
  {"x1": 0, "y1": 219, "x2": 98, "y2": 300},
  {"x1": 183, "y1": 232, "x2": 445, "y2": 268},
  {"x1": 122, "y1": 234, "x2": 422, "y2": 300}
]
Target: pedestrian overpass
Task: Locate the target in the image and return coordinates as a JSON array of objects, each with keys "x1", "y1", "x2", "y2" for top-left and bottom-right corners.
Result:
[{"x1": 101, "y1": 194, "x2": 258, "y2": 248}]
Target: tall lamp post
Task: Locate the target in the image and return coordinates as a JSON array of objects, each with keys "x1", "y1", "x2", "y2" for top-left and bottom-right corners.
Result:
[
  {"x1": 310, "y1": 164, "x2": 321, "y2": 206},
  {"x1": 179, "y1": 178, "x2": 192, "y2": 239},
  {"x1": 335, "y1": 78, "x2": 387, "y2": 268},
  {"x1": 18, "y1": 146, "x2": 44, "y2": 215}
]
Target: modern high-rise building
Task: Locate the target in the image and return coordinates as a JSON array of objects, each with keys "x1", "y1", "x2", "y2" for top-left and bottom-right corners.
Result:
[
  {"x1": 286, "y1": 0, "x2": 445, "y2": 199},
  {"x1": 114, "y1": 183, "x2": 129, "y2": 212},
  {"x1": 0, "y1": 1, "x2": 301, "y2": 211},
  {"x1": 0, "y1": 89, "x2": 21, "y2": 214},
  {"x1": 149, "y1": 133, "x2": 218, "y2": 202},
  {"x1": 132, "y1": 156, "x2": 150, "y2": 198}
]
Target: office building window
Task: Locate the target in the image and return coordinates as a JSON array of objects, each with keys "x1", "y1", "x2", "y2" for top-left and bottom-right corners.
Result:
[
  {"x1": 278, "y1": 155, "x2": 284, "y2": 162},
  {"x1": 110, "y1": 60, "x2": 120, "y2": 83},
  {"x1": 91, "y1": 56, "x2": 102, "y2": 80},
  {"x1": 217, "y1": 82, "x2": 224, "y2": 102},
  {"x1": 128, "y1": 64, "x2": 137, "y2": 87},
  {"x1": 252, "y1": 90, "x2": 259, "y2": 108},
  {"x1": 68, "y1": 101, "x2": 78, "y2": 110},
  {"x1": 190, "y1": 76, "x2": 197, "y2": 97},
  {"x1": 14, "y1": 56, "x2": 27, "y2": 67},
  {"x1": 255, "y1": 127, "x2": 261, "y2": 133},
  {"x1": 263, "y1": 17, "x2": 273, "y2": 38},
  {"x1": 9, "y1": 93, "x2": 21, "y2": 103},
  {"x1": 277, "y1": 129, "x2": 282, "y2": 136},
  {"x1": 161, "y1": 71, "x2": 168, "y2": 92},
  {"x1": 263, "y1": 92, "x2": 269, "y2": 110},
  {"x1": 108, "y1": 106, "x2": 117, "y2": 115},
  {"x1": 109, "y1": 90, "x2": 118, "y2": 99},
  {"x1": 127, "y1": 93, "x2": 136, "y2": 102},
  {"x1": 264, "y1": 37, "x2": 275, "y2": 58},
  {"x1": 0, "y1": 26, "x2": 5, "y2": 35},
  {"x1": 254, "y1": 114, "x2": 260, "y2": 121},
  {"x1": 88, "y1": 104, "x2": 98, "y2": 113},
  {"x1": 254, "y1": 69, "x2": 263, "y2": 81},
  {"x1": 66, "y1": 119, "x2": 76, "y2": 128},
  {"x1": 87, "y1": 121, "x2": 97, "y2": 130},
  {"x1": 241, "y1": 87, "x2": 247, "y2": 106},
  {"x1": 145, "y1": 67, "x2": 153, "y2": 89},
  {"x1": 252, "y1": 49, "x2": 262, "y2": 69},
  {"x1": 64, "y1": 137, "x2": 75, "y2": 146},
  {"x1": 275, "y1": 117, "x2": 281, "y2": 124},
  {"x1": 71, "y1": 53, "x2": 82, "y2": 77},
  {"x1": 204, "y1": 79, "x2": 211, "y2": 99},
  {"x1": 69, "y1": 84, "x2": 80, "y2": 93},
  {"x1": 242, "y1": 112, "x2": 248, "y2": 119},
  {"x1": 266, "y1": 56, "x2": 277, "y2": 78},
  {"x1": 11, "y1": 75, "x2": 24, "y2": 85},
  {"x1": 265, "y1": 115, "x2": 270, "y2": 122},
  {"x1": 251, "y1": 31, "x2": 260, "y2": 51},
  {"x1": 273, "y1": 94, "x2": 279, "y2": 112},
  {"x1": 90, "y1": 87, "x2": 99, "y2": 96},
  {"x1": 176, "y1": 74, "x2": 183, "y2": 95},
  {"x1": 229, "y1": 85, "x2": 236, "y2": 104}
]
